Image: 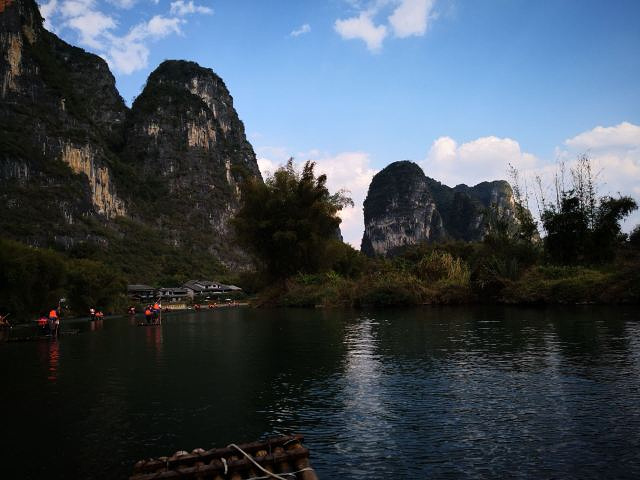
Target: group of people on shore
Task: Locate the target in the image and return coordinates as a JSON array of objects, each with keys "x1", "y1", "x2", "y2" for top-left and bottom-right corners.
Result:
[{"x1": 89, "y1": 308, "x2": 104, "y2": 320}]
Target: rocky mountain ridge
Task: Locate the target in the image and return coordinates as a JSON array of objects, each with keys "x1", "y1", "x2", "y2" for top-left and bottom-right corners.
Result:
[
  {"x1": 361, "y1": 161, "x2": 520, "y2": 256},
  {"x1": 0, "y1": 0, "x2": 261, "y2": 277}
]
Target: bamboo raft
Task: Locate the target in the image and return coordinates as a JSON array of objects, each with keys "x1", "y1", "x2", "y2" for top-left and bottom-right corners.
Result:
[{"x1": 130, "y1": 434, "x2": 318, "y2": 480}]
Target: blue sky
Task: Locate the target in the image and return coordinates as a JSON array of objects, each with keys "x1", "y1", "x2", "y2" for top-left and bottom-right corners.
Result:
[{"x1": 38, "y1": 0, "x2": 640, "y2": 246}]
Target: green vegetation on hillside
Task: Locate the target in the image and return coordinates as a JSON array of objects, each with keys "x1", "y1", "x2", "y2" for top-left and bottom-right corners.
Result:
[
  {"x1": 0, "y1": 237, "x2": 126, "y2": 319},
  {"x1": 0, "y1": 217, "x2": 227, "y2": 320}
]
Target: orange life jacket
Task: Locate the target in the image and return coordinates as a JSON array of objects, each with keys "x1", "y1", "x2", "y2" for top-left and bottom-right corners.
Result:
[
  {"x1": 153, "y1": 303, "x2": 160, "y2": 310},
  {"x1": 49, "y1": 310, "x2": 58, "y2": 318},
  {"x1": 145, "y1": 309, "x2": 151, "y2": 316}
]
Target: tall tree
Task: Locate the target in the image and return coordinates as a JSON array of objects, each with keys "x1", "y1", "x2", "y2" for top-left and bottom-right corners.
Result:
[
  {"x1": 539, "y1": 155, "x2": 637, "y2": 264},
  {"x1": 232, "y1": 159, "x2": 352, "y2": 279}
]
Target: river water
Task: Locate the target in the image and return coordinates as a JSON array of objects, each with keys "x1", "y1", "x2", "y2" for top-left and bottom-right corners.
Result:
[{"x1": 1, "y1": 306, "x2": 639, "y2": 479}]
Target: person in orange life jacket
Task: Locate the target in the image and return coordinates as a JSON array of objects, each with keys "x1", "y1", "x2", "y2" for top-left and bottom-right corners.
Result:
[
  {"x1": 144, "y1": 307, "x2": 152, "y2": 324},
  {"x1": 152, "y1": 302, "x2": 160, "y2": 323},
  {"x1": 48, "y1": 308, "x2": 59, "y2": 336}
]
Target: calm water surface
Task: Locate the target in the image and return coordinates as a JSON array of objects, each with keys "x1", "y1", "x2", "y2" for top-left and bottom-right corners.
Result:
[{"x1": 1, "y1": 306, "x2": 640, "y2": 479}]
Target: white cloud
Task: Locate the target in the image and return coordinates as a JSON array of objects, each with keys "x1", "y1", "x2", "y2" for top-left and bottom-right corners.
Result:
[
  {"x1": 39, "y1": 0, "x2": 59, "y2": 30},
  {"x1": 58, "y1": 0, "x2": 94, "y2": 18},
  {"x1": 256, "y1": 157, "x2": 279, "y2": 178},
  {"x1": 107, "y1": 40, "x2": 149, "y2": 75},
  {"x1": 334, "y1": 12, "x2": 388, "y2": 52},
  {"x1": 169, "y1": 0, "x2": 213, "y2": 16},
  {"x1": 388, "y1": 0, "x2": 435, "y2": 38},
  {"x1": 423, "y1": 135, "x2": 538, "y2": 187},
  {"x1": 37, "y1": 1, "x2": 198, "y2": 74},
  {"x1": 105, "y1": 16, "x2": 183, "y2": 73},
  {"x1": 40, "y1": 0, "x2": 59, "y2": 16},
  {"x1": 66, "y1": 10, "x2": 117, "y2": 49},
  {"x1": 564, "y1": 121, "x2": 640, "y2": 151},
  {"x1": 255, "y1": 146, "x2": 289, "y2": 178},
  {"x1": 312, "y1": 151, "x2": 378, "y2": 248},
  {"x1": 290, "y1": 23, "x2": 311, "y2": 37},
  {"x1": 335, "y1": 0, "x2": 439, "y2": 51},
  {"x1": 139, "y1": 15, "x2": 183, "y2": 39}
]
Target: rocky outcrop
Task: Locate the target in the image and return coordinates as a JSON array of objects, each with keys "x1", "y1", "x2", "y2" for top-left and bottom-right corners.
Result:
[
  {"x1": 123, "y1": 60, "x2": 260, "y2": 259},
  {"x1": 1, "y1": 0, "x2": 125, "y2": 241},
  {"x1": 361, "y1": 161, "x2": 519, "y2": 256},
  {"x1": 61, "y1": 142, "x2": 126, "y2": 219},
  {"x1": 0, "y1": 0, "x2": 261, "y2": 268},
  {"x1": 361, "y1": 161, "x2": 446, "y2": 256}
]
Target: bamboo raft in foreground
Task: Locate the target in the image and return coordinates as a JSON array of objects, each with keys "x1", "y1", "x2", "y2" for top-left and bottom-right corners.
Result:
[{"x1": 130, "y1": 434, "x2": 318, "y2": 480}]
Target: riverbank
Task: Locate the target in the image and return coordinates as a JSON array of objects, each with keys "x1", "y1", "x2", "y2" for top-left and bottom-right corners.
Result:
[{"x1": 251, "y1": 249, "x2": 640, "y2": 308}]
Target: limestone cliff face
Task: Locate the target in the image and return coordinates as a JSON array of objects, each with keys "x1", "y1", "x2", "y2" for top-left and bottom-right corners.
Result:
[
  {"x1": 123, "y1": 60, "x2": 261, "y2": 259},
  {"x1": 1, "y1": 0, "x2": 127, "y2": 242},
  {"x1": 361, "y1": 161, "x2": 519, "y2": 256},
  {"x1": 0, "y1": 0, "x2": 261, "y2": 267},
  {"x1": 1, "y1": 0, "x2": 39, "y2": 98},
  {"x1": 361, "y1": 161, "x2": 445, "y2": 256},
  {"x1": 61, "y1": 142, "x2": 126, "y2": 219}
]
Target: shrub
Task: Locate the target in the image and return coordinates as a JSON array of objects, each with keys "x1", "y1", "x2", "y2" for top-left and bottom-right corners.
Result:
[{"x1": 413, "y1": 251, "x2": 470, "y2": 285}]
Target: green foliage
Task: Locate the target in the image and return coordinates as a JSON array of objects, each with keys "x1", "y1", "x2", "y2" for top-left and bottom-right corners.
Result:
[
  {"x1": 323, "y1": 240, "x2": 368, "y2": 278},
  {"x1": 233, "y1": 159, "x2": 352, "y2": 279},
  {"x1": 66, "y1": 259, "x2": 127, "y2": 313},
  {"x1": 413, "y1": 251, "x2": 471, "y2": 286},
  {"x1": 82, "y1": 217, "x2": 225, "y2": 285},
  {"x1": 501, "y1": 265, "x2": 611, "y2": 304},
  {"x1": 539, "y1": 155, "x2": 638, "y2": 264},
  {"x1": 542, "y1": 192, "x2": 637, "y2": 264},
  {"x1": 0, "y1": 238, "x2": 127, "y2": 320},
  {"x1": 507, "y1": 163, "x2": 539, "y2": 243},
  {"x1": 0, "y1": 238, "x2": 66, "y2": 319},
  {"x1": 590, "y1": 196, "x2": 638, "y2": 262}
]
